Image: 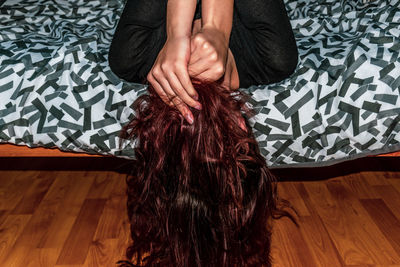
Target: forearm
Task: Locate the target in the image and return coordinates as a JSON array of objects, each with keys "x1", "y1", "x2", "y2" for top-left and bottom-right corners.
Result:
[
  {"x1": 201, "y1": 0, "x2": 234, "y2": 43},
  {"x1": 167, "y1": 0, "x2": 197, "y2": 38}
]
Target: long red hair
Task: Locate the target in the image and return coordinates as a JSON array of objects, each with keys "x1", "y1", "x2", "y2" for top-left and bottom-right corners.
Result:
[{"x1": 118, "y1": 81, "x2": 295, "y2": 266}]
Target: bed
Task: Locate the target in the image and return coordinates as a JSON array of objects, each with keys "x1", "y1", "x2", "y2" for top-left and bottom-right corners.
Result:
[{"x1": 0, "y1": 0, "x2": 399, "y2": 168}]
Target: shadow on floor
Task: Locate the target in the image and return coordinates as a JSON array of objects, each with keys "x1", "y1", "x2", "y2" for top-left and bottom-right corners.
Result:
[{"x1": 0, "y1": 156, "x2": 398, "y2": 181}]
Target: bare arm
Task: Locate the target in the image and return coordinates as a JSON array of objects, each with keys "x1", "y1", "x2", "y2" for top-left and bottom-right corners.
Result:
[
  {"x1": 167, "y1": 0, "x2": 198, "y2": 38},
  {"x1": 202, "y1": 0, "x2": 234, "y2": 43},
  {"x1": 147, "y1": 0, "x2": 202, "y2": 124}
]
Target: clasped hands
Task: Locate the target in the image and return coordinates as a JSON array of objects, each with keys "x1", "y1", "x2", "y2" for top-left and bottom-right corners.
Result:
[{"x1": 146, "y1": 26, "x2": 239, "y2": 124}]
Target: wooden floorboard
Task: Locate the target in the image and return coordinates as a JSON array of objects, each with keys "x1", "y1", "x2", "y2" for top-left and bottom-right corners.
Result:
[{"x1": 0, "y1": 160, "x2": 399, "y2": 266}]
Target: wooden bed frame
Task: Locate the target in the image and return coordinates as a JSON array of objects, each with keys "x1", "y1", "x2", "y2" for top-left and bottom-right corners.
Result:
[
  {"x1": 0, "y1": 143, "x2": 398, "y2": 158},
  {"x1": 0, "y1": 143, "x2": 101, "y2": 157}
]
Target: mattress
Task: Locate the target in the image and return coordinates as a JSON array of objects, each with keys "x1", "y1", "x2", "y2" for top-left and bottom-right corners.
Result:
[{"x1": 0, "y1": 0, "x2": 399, "y2": 168}]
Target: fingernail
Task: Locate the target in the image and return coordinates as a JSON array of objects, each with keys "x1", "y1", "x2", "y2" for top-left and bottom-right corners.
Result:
[
  {"x1": 195, "y1": 103, "x2": 202, "y2": 110},
  {"x1": 187, "y1": 113, "x2": 194, "y2": 124},
  {"x1": 193, "y1": 95, "x2": 199, "y2": 101}
]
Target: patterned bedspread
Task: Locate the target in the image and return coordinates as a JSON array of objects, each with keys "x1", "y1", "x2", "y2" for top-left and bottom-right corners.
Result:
[{"x1": 0, "y1": 0, "x2": 399, "y2": 168}]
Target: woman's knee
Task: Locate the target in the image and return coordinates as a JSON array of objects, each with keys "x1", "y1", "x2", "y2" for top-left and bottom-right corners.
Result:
[
  {"x1": 108, "y1": 23, "x2": 166, "y2": 83},
  {"x1": 108, "y1": 38, "x2": 155, "y2": 84},
  {"x1": 119, "y1": 0, "x2": 167, "y2": 27},
  {"x1": 108, "y1": 0, "x2": 168, "y2": 82},
  {"x1": 108, "y1": 33, "x2": 137, "y2": 82},
  {"x1": 268, "y1": 45, "x2": 298, "y2": 81},
  {"x1": 250, "y1": 32, "x2": 298, "y2": 84}
]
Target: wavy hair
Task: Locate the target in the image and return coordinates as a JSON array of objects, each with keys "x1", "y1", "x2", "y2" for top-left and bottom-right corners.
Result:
[{"x1": 117, "y1": 81, "x2": 295, "y2": 267}]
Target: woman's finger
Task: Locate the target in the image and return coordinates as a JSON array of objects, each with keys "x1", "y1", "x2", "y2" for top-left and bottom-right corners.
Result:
[
  {"x1": 190, "y1": 55, "x2": 225, "y2": 82},
  {"x1": 174, "y1": 64, "x2": 200, "y2": 102},
  {"x1": 147, "y1": 72, "x2": 174, "y2": 107},
  {"x1": 188, "y1": 58, "x2": 211, "y2": 78},
  {"x1": 189, "y1": 35, "x2": 205, "y2": 62},
  {"x1": 154, "y1": 73, "x2": 195, "y2": 124},
  {"x1": 166, "y1": 71, "x2": 201, "y2": 110},
  {"x1": 191, "y1": 67, "x2": 224, "y2": 82},
  {"x1": 188, "y1": 44, "x2": 215, "y2": 67},
  {"x1": 238, "y1": 116, "x2": 247, "y2": 132},
  {"x1": 188, "y1": 48, "x2": 204, "y2": 66},
  {"x1": 189, "y1": 40, "x2": 215, "y2": 66}
]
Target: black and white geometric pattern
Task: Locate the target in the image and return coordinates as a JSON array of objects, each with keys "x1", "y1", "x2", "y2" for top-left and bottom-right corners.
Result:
[{"x1": 0, "y1": 0, "x2": 399, "y2": 168}]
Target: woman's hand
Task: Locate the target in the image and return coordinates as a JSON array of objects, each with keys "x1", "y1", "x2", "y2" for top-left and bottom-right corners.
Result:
[
  {"x1": 147, "y1": 36, "x2": 202, "y2": 124},
  {"x1": 188, "y1": 27, "x2": 239, "y2": 91},
  {"x1": 188, "y1": 26, "x2": 229, "y2": 83}
]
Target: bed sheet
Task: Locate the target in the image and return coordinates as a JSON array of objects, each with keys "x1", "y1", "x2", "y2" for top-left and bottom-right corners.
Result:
[{"x1": 0, "y1": 0, "x2": 399, "y2": 168}]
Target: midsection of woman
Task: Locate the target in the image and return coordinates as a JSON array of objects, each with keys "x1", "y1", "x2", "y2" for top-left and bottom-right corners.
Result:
[{"x1": 108, "y1": 0, "x2": 298, "y2": 122}]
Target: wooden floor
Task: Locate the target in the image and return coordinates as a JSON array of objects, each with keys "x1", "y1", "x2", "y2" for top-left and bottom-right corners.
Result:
[{"x1": 0, "y1": 159, "x2": 399, "y2": 266}]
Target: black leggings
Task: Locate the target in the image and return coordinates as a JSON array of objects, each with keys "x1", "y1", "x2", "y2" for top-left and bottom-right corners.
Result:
[{"x1": 109, "y1": 0, "x2": 298, "y2": 88}]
